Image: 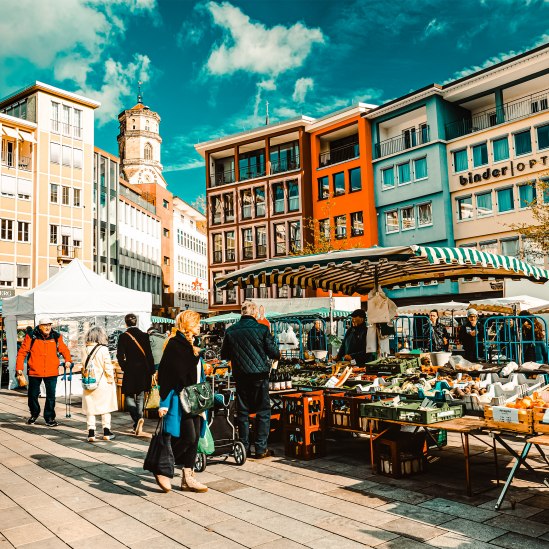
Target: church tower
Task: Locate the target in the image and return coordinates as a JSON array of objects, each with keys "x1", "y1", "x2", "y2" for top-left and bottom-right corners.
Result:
[{"x1": 117, "y1": 84, "x2": 165, "y2": 187}]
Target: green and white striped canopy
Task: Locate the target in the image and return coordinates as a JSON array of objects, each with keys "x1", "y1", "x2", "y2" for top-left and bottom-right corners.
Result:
[{"x1": 215, "y1": 245, "x2": 549, "y2": 296}]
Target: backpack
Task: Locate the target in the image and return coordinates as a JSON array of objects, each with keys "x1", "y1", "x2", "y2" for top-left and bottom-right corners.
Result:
[
  {"x1": 81, "y1": 344, "x2": 103, "y2": 391},
  {"x1": 149, "y1": 331, "x2": 167, "y2": 366}
]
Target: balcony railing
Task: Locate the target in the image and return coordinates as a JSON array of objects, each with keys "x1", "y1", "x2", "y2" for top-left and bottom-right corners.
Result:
[
  {"x1": 212, "y1": 250, "x2": 222, "y2": 263},
  {"x1": 240, "y1": 164, "x2": 266, "y2": 181},
  {"x1": 1, "y1": 151, "x2": 14, "y2": 167},
  {"x1": 445, "y1": 88, "x2": 549, "y2": 140},
  {"x1": 19, "y1": 156, "x2": 31, "y2": 171},
  {"x1": 319, "y1": 141, "x2": 359, "y2": 167},
  {"x1": 57, "y1": 245, "x2": 79, "y2": 262},
  {"x1": 375, "y1": 126, "x2": 430, "y2": 159},
  {"x1": 210, "y1": 168, "x2": 235, "y2": 187},
  {"x1": 270, "y1": 155, "x2": 300, "y2": 174}
]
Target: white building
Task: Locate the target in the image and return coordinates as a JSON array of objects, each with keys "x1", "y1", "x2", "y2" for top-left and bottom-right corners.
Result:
[{"x1": 173, "y1": 197, "x2": 208, "y2": 314}]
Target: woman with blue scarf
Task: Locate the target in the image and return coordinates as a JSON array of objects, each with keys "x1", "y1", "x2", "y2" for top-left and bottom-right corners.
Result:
[{"x1": 156, "y1": 310, "x2": 208, "y2": 494}]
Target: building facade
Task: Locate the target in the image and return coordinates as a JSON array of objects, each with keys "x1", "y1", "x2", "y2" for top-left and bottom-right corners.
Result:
[
  {"x1": 0, "y1": 82, "x2": 99, "y2": 293},
  {"x1": 195, "y1": 117, "x2": 314, "y2": 312},
  {"x1": 173, "y1": 197, "x2": 208, "y2": 314}
]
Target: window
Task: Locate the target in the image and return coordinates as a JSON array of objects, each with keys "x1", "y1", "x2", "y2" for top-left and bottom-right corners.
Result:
[
  {"x1": 497, "y1": 187, "x2": 514, "y2": 213},
  {"x1": 518, "y1": 183, "x2": 536, "y2": 208},
  {"x1": 62, "y1": 145, "x2": 71, "y2": 167},
  {"x1": 480, "y1": 240, "x2": 498, "y2": 255},
  {"x1": 256, "y1": 226, "x2": 267, "y2": 258},
  {"x1": 333, "y1": 172, "x2": 345, "y2": 195},
  {"x1": 385, "y1": 211, "x2": 399, "y2": 233},
  {"x1": 501, "y1": 238, "x2": 519, "y2": 258},
  {"x1": 319, "y1": 219, "x2": 330, "y2": 240},
  {"x1": 349, "y1": 168, "x2": 362, "y2": 192},
  {"x1": 242, "y1": 228, "x2": 253, "y2": 259},
  {"x1": 163, "y1": 228, "x2": 169, "y2": 238},
  {"x1": 61, "y1": 186, "x2": 70, "y2": 205},
  {"x1": 274, "y1": 223, "x2": 286, "y2": 255},
  {"x1": 273, "y1": 183, "x2": 285, "y2": 214},
  {"x1": 16, "y1": 264, "x2": 30, "y2": 288},
  {"x1": 514, "y1": 130, "x2": 532, "y2": 156},
  {"x1": 211, "y1": 196, "x2": 222, "y2": 224},
  {"x1": 289, "y1": 221, "x2": 301, "y2": 253},
  {"x1": 163, "y1": 256, "x2": 170, "y2": 266},
  {"x1": 51, "y1": 102, "x2": 59, "y2": 132},
  {"x1": 401, "y1": 206, "x2": 415, "y2": 230},
  {"x1": 457, "y1": 196, "x2": 473, "y2": 221},
  {"x1": 163, "y1": 199, "x2": 169, "y2": 208},
  {"x1": 417, "y1": 202, "x2": 432, "y2": 226},
  {"x1": 50, "y1": 183, "x2": 58, "y2": 203},
  {"x1": 73, "y1": 148, "x2": 83, "y2": 169},
  {"x1": 223, "y1": 193, "x2": 234, "y2": 222},
  {"x1": 413, "y1": 158, "x2": 428, "y2": 180},
  {"x1": 334, "y1": 215, "x2": 346, "y2": 239},
  {"x1": 73, "y1": 188, "x2": 81, "y2": 207},
  {"x1": 144, "y1": 143, "x2": 153, "y2": 160},
  {"x1": 62, "y1": 105, "x2": 71, "y2": 135},
  {"x1": 318, "y1": 176, "x2": 329, "y2": 199},
  {"x1": 1, "y1": 219, "x2": 13, "y2": 240},
  {"x1": 212, "y1": 233, "x2": 222, "y2": 263},
  {"x1": 350, "y1": 211, "x2": 364, "y2": 236},
  {"x1": 492, "y1": 137, "x2": 509, "y2": 162},
  {"x1": 453, "y1": 149, "x2": 468, "y2": 172},
  {"x1": 397, "y1": 162, "x2": 411, "y2": 184},
  {"x1": 50, "y1": 142, "x2": 60, "y2": 164},
  {"x1": 241, "y1": 189, "x2": 253, "y2": 219},
  {"x1": 49, "y1": 225, "x2": 58, "y2": 244},
  {"x1": 17, "y1": 221, "x2": 29, "y2": 242},
  {"x1": 537, "y1": 124, "x2": 549, "y2": 150},
  {"x1": 381, "y1": 166, "x2": 395, "y2": 187},
  {"x1": 287, "y1": 180, "x2": 299, "y2": 211},
  {"x1": 73, "y1": 109, "x2": 82, "y2": 138},
  {"x1": 472, "y1": 143, "x2": 488, "y2": 167},
  {"x1": 17, "y1": 178, "x2": 31, "y2": 200},
  {"x1": 254, "y1": 188, "x2": 265, "y2": 217},
  {"x1": 476, "y1": 191, "x2": 493, "y2": 217},
  {"x1": 0, "y1": 263, "x2": 14, "y2": 287},
  {"x1": 72, "y1": 239, "x2": 81, "y2": 248}
]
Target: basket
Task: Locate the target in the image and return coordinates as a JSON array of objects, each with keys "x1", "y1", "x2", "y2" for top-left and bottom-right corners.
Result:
[
  {"x1": 533, "y1": 407, "x2": 549, "y2": 434},
  {"x1": 360, "y1": 400, "x2": 463, "y2": 424},
  {"x1": 366, "y1": 357, "x2": 420, "y2": 375},
  {"x1": 484, "y1": 406, "x2": 534, "y2": 434}
]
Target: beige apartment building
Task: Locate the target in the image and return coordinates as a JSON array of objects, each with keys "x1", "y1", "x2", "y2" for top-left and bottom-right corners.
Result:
[
  {"x1": 445, "y1": 47, "x2": 549, "y2": 297},
  {"x1": 0, "y1": 82, "x2": 99, "y2": 294}
]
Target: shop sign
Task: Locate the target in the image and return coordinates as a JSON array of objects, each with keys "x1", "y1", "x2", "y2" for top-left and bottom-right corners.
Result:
[
  {"x1": 459, "y1": 154, "x2": 549, "y2": 186},
  {"x1": 0, "y1": 289, "x2": 15, "y2": 298},
  {"x1": 492, "y1": 406, "x2": 519, "y2": 424}
]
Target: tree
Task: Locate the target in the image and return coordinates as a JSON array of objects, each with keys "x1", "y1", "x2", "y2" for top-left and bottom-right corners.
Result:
[{"x1": 191, "y1": 194, "x2": 206, "y2": 215}]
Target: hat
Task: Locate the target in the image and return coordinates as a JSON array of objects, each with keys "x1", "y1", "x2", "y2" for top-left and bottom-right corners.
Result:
[
  {"x1": 466, "y1": 308, "x2": 478, "y2": 317},
  {"x1": 37, "y1": 316, "x2": 53, "y2": 326},
  {"x1": 350, "y1": 309, "x2": 366, "y2": 319}
]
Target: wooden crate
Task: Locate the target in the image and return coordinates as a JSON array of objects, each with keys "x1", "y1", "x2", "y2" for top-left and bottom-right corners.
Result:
[
  {"x1": 484, "y1": 406, "x2": 534, "y2": 434},
  {"x1": 533, "y1": 407, "x2": 549, "y2": 434}
]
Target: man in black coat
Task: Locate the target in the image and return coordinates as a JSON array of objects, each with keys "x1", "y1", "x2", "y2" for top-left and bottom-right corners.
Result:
[
  {"x1": 422, "y1": 309, "x2": 450, "y2": 352},
  {"x1": 336, "y1": 309, "x2": 369, "y2": 364},
  {"x1": 307, "y1": 320, "x2": 328, "y2": 352},
  {"x1": 221, "y1": 301, "x2": 280, "y2": 459},
  {"x1": 459, "y1": 308, "x2": 484, "y2": 363},
  {"x1": 117, "y1": 313, "x2": 155, "y2": 435}
]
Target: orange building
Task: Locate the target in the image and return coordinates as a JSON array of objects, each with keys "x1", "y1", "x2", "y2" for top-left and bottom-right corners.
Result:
[{"x1": 308, "y1": 104, "x2": 378, "y2": 301}]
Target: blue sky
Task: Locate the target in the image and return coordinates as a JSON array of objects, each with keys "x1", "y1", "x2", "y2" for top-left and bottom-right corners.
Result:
[{"x1": 1, "y1": 0, "x2": 549, "y2": 207}]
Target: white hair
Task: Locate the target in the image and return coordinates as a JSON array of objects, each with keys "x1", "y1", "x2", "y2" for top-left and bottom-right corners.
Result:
[{"x1": 241, "y1": 300, "x2": 258, "y2": 317}]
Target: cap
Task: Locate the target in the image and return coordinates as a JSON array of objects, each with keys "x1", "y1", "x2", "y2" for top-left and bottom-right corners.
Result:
[
  {"x1": 37, "y1": 316, "x2": 53, "y2": 326},
  {"x1": 350, "y1": 309, "x2": 366, "y2": 319},
  {"x1": 466, "y1": 308, "x2": 478, "y2": 317}
]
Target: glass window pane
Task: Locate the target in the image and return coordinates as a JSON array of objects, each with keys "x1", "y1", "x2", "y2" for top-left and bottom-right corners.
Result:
[
  {"x1": 514, "y1": 130, "x2": 532, "y2": 155},
  {"x1": 351, "y1": 211, "x2": 363, "y2": 236},
  {"x1": 385, "y1": 211, "x2": 399, "y2": 233},
  {"x1": 457, "y1": 196, "x2": 473, "y2": 220},
  {"x1": 479, "y1": 240, "x2": 498, "y2": 255},
  {"x1": 497, "y1": 188, "x2": 514, "y2": 213},
  {"x1": 397, "y1": 162, "x2": 411, "y2": 184},
  {"x1": 273, "y1": 183, "x2": 285, "y2": 213},
  {"x1": 400, "y1": 206, "x2": 415, "y2": 230},
  {"x1": 492, "y1": 137, "x2": 509, "y2": 162},
  {"x1": 287, "y1": 180, "x2": 299, "y2": 211},
  {"x1": 476, "y1": 192, "x2": 493, "y2": 216},
  {"x1": 333, "y1": 172, "x2": 345, "y2": 195},
  {"x1": 472, "y1": 143, "x2": 488, "y2": 167},
  {"x1": 382, "y1": 167, "x2": 394, "y2": 187},
  {"x1": 413, "y1": 157, "x2": 427, "y2": 180},
  {"x1": 501, "y1": 238, "x2": 519, "y2": 257},
  {"x1": 518, "y1": 184, "x2": 536, "y2": 208},
  {"x1": 318, "y1": 176, "x2": 329, "y2": 199},
  {"x1": 335, "y1": 215, "x2": 346, "y2": 238},
  {"x1": 349, "y1": 168, "x2": 361, "y2": 191},
  {"x1": 417, "y1": 203, "x2": 432, "y2": 226},
  {"x1": 454, "y1": 149, "x2": 468, "y2": 172},
  {"x1": 537, "y1": 124, "x2": 549, "y2": 150}
]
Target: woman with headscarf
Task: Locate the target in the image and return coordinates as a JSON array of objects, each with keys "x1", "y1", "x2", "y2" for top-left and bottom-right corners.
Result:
[{"x1": 155, "y1": 310, "x2": 208, "y2": 494}]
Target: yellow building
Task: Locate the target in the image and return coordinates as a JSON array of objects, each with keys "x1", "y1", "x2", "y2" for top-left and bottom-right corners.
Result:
[{"x1": 0, "y1": 82, "x2": 100, "y2": 293}]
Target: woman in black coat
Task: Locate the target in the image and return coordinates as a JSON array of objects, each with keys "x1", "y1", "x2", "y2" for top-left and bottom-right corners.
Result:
[{"x1": 157, "y1": 310, "x2": 207, "y2": 493}]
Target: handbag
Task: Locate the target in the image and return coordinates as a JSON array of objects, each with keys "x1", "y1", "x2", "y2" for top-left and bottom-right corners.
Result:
[
  {"x1": 197, "y1": 423, "x2": 215, "y2": 455},
  {"x1": 143, "y1": 417, "x2": 175, "y2": 478},
  {"x1": 179, "y1": 381, "x2": 214, "y2": 415},
  {"x1": 145, "y1": 375, "x2": 161, "y2": 410}
]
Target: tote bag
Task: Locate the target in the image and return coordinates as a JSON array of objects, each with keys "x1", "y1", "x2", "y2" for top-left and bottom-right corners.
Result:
[{"x1": 143, "y1": 417, "x2": 174, "y2": 478}]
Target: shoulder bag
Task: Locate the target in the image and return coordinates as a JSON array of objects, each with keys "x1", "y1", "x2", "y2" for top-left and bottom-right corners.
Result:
[{"x1": 126, "y1": 331, "x2": 147, "y2": 357}]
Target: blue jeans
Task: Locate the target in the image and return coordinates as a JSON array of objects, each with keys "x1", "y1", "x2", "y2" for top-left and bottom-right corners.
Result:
[
  {"x1": 28, "y1": 376, "x2": 57, "y2": 421},
  {"x1": 125, "y1": 392, "x2": 144, "y2": 426},
  {"x1": 236, "y1": 378, "x2": 270, "y2": 454}
]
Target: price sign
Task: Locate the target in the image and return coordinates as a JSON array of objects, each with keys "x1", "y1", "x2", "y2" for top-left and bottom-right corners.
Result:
[
  {"x1": 324, "y1": 376, "x2": 339, "y2": 388},
  {"x1": 543, "y1": 409, "x2": 549, "y2": 424},
  {"x1": 492, "y1": 406, "x2": 519, "y2": 424}
]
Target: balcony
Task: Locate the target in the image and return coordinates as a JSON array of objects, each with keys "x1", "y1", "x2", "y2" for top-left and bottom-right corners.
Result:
[
  {"x1": 18, "y1": 156, "x2": 31, "y2": 171},
  {"x1": 210, "y1": 168, "x2": 235, "y2": 187},
  {"x1": 57, "y1": 245, "x2": 79, "y2": 263},
  {"x1": 375, "y1": 126, "x2": 430, "y2": 159},
  {"x1": 445, "y1": 88, "x2": 549, "y2": 140},
  {"x1": 319, "y1": 141, "x2": 359, "y2": 168},
  {"x1": 1, "y1": 151, "x2": 14, "y2": 168},
  {"x1": 270, "y1": 155, "x2": 300, "y2": 174}
]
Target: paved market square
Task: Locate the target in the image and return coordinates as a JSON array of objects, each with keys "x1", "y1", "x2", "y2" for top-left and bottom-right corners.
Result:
[{"x1": 0, "y1": 390, "x2": 548, "y2": 549}]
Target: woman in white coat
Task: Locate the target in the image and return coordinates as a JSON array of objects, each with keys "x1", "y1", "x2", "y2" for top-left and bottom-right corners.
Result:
[{"x1": 82, "y1": 327, "x2": 118, "y2": 442}]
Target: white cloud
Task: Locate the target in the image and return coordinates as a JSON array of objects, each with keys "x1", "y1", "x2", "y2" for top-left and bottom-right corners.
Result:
[
  {"x1": 164, "y1": 159, "x2": 205, "y2": 172},
  {"x1": 311, "y1": 87, "x2": 384, "y2": 115},
  {"x1": 292, "y1": 77, "x2": 314, "y2": 103},
  {"x1": 204, "y1": 1, "x2": 325, "y2": 77},
  {"x1": 423, "y1": 18, "x2": 447, "y2": 38}
]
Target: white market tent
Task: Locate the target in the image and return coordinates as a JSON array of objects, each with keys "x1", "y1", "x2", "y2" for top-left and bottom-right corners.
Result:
[
  {"x1": 3, "y1": 259, "x2": 152, "y2": 389},
  {"x1": 469, "y1": 295, "x2": 549, "y2": 315},
  {"x1": 397, "y1": 301, "x2": 469, "y2": 316}
]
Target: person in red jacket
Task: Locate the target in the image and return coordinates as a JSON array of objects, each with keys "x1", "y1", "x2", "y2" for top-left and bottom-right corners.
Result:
[{"x1": 16, "y1": 317, "x2": 72, "y2": 426}]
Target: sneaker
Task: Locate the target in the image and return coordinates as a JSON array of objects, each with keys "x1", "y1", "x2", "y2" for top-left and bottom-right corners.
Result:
[
  {"x1": 103, "y1": 428, "x2": 116, "y2": 441},
  {"x1": 135, "y1": 418, "x2": 144, "y2": 436},
  {"x1": 45, "y1": 420, "x2": 59, "y2": 427},
  {"x1": 26, "y1": 416, "x2": 38, "y2": 425},
  {"x1": 254, "y1": 449, "x2": 274, "y2": 460},
  {"x1": 87, "y1": 429, "x2": 95, "y2": 442}
]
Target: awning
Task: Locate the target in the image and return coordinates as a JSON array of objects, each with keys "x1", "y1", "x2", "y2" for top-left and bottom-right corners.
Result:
[
  {"x1": 151, "y1": 316, "x2": 174, "y2": 324},
  {"x1": 398, "y1": 301, "x2": 469, "y2": 316},
  {"x1": 18, "y1": 131, "x2": 36, "y2": 143},
  {"x1": 469, "y1": 295, "x2": 549, "y2": 315},
  {"x1": 2, "y1": 127, "x2": 19, "y2": 140}
]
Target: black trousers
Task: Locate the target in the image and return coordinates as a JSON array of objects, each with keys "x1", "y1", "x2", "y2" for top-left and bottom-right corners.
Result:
[
  {"x1": 236, "y1": 377, "x2": 270, "y2": 454},
  {"x1": 171, "y1": 415, "x2": 201, "y2": 469},
  {"x1": 28, "y1": 376, "x2": 57, "y2": 421}
]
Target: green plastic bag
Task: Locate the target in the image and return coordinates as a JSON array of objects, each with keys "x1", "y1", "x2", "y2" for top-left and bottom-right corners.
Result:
[{"x1": 197, "y1": 424, "x2": 215, "y2": 455}]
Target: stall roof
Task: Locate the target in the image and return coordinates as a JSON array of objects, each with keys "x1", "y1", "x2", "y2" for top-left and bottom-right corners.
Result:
[
  {"x1": 398, "y1": 301, "x2": 468, "y2": 316},
  {"x1": 469, "y1": 295, "x2": 549, "y2": 315}
]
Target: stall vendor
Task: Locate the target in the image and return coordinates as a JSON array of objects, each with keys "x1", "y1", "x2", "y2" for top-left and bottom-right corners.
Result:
[
  {"x1": 423, "y1": 309, "x2": 449, "y2": 352},
  {"x1": 459, "y1": 308, "x2": 484, "y2": 362},
  {"x1": 307, "y1": 320, "x2": 328, "y2": 351},
  {"x1": 336, "y1": 309, "x2": 370, "y2": 364}
]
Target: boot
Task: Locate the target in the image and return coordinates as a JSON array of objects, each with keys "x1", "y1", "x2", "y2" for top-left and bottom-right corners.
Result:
[
  {"x1": 154, "y1": 474, "x2": 172, "y2": 493},
  {"x1": 181, "y1": 468, "x2": 207, "y2": 493}
]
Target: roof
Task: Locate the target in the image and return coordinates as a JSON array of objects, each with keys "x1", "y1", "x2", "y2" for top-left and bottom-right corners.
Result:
[
  {"x1": 305, "y1": 102, "x2": 377, "y2": 131},
  {"x1": 0, "y1": 81, "x2": 101, "y2": 110},
  {"x1": 173, "y1": 196, "x2": 206, "y2": 222}
]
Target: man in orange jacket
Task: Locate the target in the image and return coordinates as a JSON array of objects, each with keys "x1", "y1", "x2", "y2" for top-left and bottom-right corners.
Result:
[{"x1": 16, "y1": 317, "x2": 72, "y2": 426}]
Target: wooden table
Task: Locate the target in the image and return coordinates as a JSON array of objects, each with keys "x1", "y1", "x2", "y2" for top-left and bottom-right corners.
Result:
[{"x1": 368, "y1": 416, "x2": 494, "y2": 497}]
